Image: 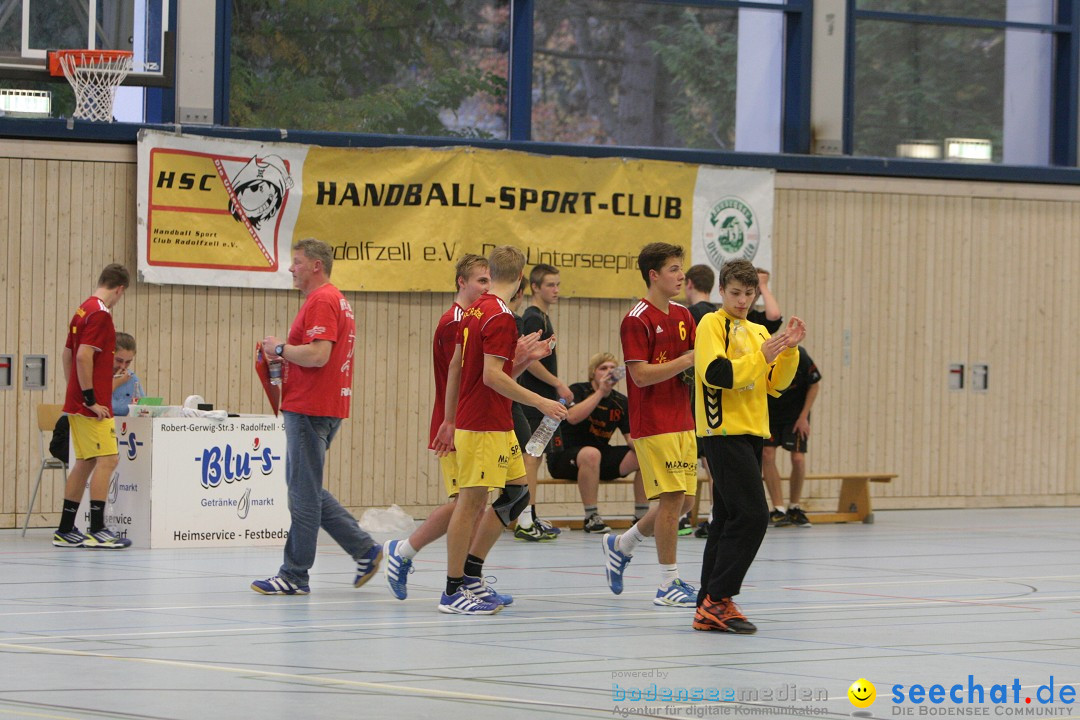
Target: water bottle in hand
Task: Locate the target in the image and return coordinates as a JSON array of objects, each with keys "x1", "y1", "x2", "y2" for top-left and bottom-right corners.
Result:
[
  {"x1": 607, "y1": 366, "x2": 626, "y2": 385},
  {"x1": 268, "y1": 359, "x2": 283, "y2": 386},
  {"x1": 525, "y1": 399, "x2": 567, "y2": 457}
]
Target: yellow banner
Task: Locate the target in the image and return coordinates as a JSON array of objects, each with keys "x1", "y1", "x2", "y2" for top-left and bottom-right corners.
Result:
[{"x1": 138, "y1": 133, "x2": 772, "y2": 298}]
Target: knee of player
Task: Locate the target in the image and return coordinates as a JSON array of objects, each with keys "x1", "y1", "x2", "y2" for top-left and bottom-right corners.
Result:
[
  {"x1": 790, "y1": 453, "x2": 806, "y2": 469},
  {"x1": 577, "y1": 446, "x2": 601, "y2": 467}
]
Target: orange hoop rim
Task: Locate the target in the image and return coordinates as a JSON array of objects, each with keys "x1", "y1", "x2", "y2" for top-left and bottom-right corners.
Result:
[{"x1": 48, "y1": 49, "x2": 134, "y2": 76}]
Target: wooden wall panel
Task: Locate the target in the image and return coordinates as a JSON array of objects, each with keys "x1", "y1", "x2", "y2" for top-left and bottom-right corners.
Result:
[{"x1": 3, "y1": 143, "x2": 1080, "y2": 528}]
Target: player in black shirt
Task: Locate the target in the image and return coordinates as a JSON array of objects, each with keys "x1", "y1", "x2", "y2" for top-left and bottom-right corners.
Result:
[{"x1": 546, "y1": 352, "x2": 642, "y2": 534}]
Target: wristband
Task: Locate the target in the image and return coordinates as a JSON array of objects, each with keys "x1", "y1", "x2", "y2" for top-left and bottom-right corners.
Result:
[{"x1": 82, "y1": 389, "x2": 97, "y2": 407}]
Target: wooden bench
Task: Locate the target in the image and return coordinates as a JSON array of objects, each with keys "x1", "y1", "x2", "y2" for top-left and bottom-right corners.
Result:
[{"x1": 769, "y1": 473, "x2": 896, "y2": 524}]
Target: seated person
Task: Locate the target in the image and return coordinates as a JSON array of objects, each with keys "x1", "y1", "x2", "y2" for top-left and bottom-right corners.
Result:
[
  {"x1": 50, "y1": 331, "x2": 145, "y2": 464},
  {"x1": 111, "y1": 332, "x2": 144, "y2": 417},
  {"x1": 545, "y1": 352, "x2": 642, "y2": 534}
]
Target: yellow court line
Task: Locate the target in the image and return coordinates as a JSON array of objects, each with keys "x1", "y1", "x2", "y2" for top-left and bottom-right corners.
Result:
[{"x1": 0, "y1": 708, "x2": 82, "y2": 720}]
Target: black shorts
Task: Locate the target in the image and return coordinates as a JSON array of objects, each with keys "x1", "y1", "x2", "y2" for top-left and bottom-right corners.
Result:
[
  {"x1": 546, "y1": 445, "x2": 631, "y2": 482},
  {"x1": 512, "y1": 403, "x2": 532, "y2": 448},
  {"x1": 764, "y1": 420, "x2": 808, "y2": 453},
  {"x1": 520, "y1": 403, "x2": 563, "y2": 453}
]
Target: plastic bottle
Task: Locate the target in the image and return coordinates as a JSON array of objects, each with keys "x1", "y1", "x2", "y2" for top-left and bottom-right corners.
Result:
[
  {"x1": 268, "y1": 360, "x2": 283, "y2": 386},
  {"x1": 607, "y1": 366, "x2": 626, "y2": 384},
  {"x1": 524, "y1": 399, "x2": 567, "y2": 457}
]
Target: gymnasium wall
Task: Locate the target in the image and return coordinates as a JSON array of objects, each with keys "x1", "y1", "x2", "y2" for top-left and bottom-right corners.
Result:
[{"x1": 2, "y1": 139, "x2": 1077, "y2": 528}]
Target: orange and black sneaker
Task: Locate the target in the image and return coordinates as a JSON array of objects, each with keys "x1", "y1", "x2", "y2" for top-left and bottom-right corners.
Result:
[{"x1": 693, "y1": 595, "x2": 757, "y2": 634}]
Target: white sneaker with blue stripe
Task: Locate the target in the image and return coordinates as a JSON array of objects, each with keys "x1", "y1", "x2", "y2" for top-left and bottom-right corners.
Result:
[
  {"x1": 653, "y1": 578, "x2": 697, "y2": 607},
  {"x1": 438, "y1": 586, "x2": 503, "y2": 615},
  {"x1": 384, "y1": 539, "x2": 414, "y2": 600},
  {"x1": 353, "y1": 543, "x2": 383, "y2": 588},
  {"x1": 463, "y1": 574, "x2": 513, "y2": 606},
  {"x1": 602, "y1": 533, "x2": 631, "y2": 595},
  {"x1": 251, "y1": 575, "x2": 311, "y2": 595}
]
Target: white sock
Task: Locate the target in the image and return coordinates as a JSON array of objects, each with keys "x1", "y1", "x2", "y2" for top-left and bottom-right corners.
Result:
[
  {"x1": 398, "y1": 538, "x2": 417, "y2": 560},
  {"x1": 774, "y1": 505, "x2": 786, "y2": 514},
  {"x1": 517, "y1": 505, "x2": 534, "y2": 529},
  {"x1": 617, "y1": 525, "x2": 646, "y2": 556},
  {"x1": 660, "y1": 563, "x2": 679, "y2": 587}
]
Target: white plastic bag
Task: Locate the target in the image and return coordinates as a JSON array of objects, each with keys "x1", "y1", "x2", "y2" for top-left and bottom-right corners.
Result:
[{"x1": 359, "y1": 504, "x2": 417, "y2": 535}]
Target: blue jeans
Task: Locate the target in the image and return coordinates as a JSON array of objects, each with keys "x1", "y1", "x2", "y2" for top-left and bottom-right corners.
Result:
[{"x1": 279, "y1": 411, "x2": 375, "y2": 585}]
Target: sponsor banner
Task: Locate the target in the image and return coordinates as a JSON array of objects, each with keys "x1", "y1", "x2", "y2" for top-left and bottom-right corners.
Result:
[
  {"x1": 79, "y1": 415, "x2": 152, "y2": 546},
  {"x1": 149, "y1": 417, "x2": 290, "y2": 548},
  {"x1": 690, "y1": 166, "x2": 776, "y2": 304},
  {"x1": 138, "y1": 132, "x2": 774, "y2": 298}
]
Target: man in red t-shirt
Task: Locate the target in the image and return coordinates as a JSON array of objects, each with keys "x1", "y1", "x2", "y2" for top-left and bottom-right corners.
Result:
[
  {"x1": 53, "y1": 264, "x2": 131, "y2": 549},
  {"x1": 382, "y1": 254, "x2": 491, "y2": 601},
  {"x1": 431, "y1": 245, "x2": 567, "y2": 615},
  {"x1": 602, "y1": 242, "x2": 700, "y2": 608},
  {"x1": 251, "y1": 238, "x2": 380, "y2": 596}
]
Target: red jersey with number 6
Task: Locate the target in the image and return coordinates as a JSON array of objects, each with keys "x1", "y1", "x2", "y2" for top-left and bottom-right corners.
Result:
[
  {"x1": 620, "y1": 298, "x2": 696, "y2": 438},
  {"x1": 455, "y1": 293, "x2": 517, "y2": 432}
]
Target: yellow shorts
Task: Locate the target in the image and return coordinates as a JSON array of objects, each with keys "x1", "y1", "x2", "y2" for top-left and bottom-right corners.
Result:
[
  {"x1": 439, "y1": 452, "x2": 460, "y2": 498},
  {"x1": 633, "y1": 431, "x2": 698, "y2": 500},
  {"x1": 453, "y1": 429, "x2": 525, "y2": 490},
  {"x1": 69, "y1": 414, "x2": 118, "y2": 460}
]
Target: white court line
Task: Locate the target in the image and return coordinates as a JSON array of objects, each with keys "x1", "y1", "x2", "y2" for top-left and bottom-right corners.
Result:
[{"x1": 0, "y1": 641, "x2": 616, "y2": 715}]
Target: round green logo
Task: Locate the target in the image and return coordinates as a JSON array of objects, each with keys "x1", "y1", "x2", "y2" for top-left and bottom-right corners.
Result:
[{"x1": 702, "y1": 196, "x2": 759, "y2": 268}]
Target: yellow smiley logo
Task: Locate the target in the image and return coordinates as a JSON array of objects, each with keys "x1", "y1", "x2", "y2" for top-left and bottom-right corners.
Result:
[{"x1": 848, "y1": 678, "x2": 876, "y2": 708}]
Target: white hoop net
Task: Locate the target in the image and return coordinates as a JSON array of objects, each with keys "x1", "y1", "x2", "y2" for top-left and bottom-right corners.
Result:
[{"x1": 57, "y1": 51, "x2": 133, "y2": 122}]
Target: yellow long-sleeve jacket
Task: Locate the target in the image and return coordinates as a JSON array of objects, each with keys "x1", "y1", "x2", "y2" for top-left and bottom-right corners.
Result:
[{"x1": 694, "y1": 308, "x2": 800, "y2": 438}]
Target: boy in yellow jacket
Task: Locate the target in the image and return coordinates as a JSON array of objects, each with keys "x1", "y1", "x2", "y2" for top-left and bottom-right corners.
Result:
[{"x1": 693, "y1": 259, "x2": 805, "y2": 633}]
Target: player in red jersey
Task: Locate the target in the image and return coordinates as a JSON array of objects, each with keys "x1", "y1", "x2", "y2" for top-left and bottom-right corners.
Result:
[
  {"x1": 432, "y1": 245, "x2": 567, "y2": 614},
  {"x1": 602, "y1": 243, "x2": 699, "y2": 607},
  {"x1": 53, "y1": 264, "x2": 132, "y2": 549}
]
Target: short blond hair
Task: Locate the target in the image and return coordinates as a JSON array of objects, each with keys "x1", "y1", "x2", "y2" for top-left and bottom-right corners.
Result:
[
  {"x1": 588, "y1": 351, "x2": 618, "y2": 379},
  {"x1": 487, "y1": 245, "x2": 526, "y2": 284},
  {"x1": 454, "y1": 254, "x2": 489, "y2": 291}
]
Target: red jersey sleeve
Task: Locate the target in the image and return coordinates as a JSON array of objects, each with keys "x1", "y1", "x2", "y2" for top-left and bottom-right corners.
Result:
[
  {"x1": 620, "y1": 313, "x2": 651, "y2": 363},
  {"x1": 298, "y1": 296, "x2": 339, "y2": 344},
  {"x1": 481, "y1": 311, "x2": 517, "y2": 360},
  {"x1": 79, "y1": 311, "x2": 111, "y2": 350}
]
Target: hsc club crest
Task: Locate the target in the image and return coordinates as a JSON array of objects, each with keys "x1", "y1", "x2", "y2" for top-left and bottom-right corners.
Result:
[{"x1": 702, "y1": 196, "x2": 759, "y2": 268}]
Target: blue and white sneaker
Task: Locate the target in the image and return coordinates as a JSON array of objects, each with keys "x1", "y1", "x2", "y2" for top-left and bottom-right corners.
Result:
[
  {"x1": 53, "y1": 527, "x2": 88, "y2": 548},
  {"x1": 251, "y1": 575, "x2": 310, "y2": 595},
  {"x1": 384, "y1": 539, "x2": 414, "y2": 600},
  {"x1": 354, "y1": 543, "x2": 383, "y2": 588},
  {"x1": 536, "y1": 517, "x2": 562, "y2": 536},
  {"x1": 438, "y1": 586, "x2": 503, "y2": 615},
  {"x1": 463, "y1": 574, "x2": 514, "y2": 606},
  {"x1": 82, "y1": 528, "x2": 132, "y2": 549},
  {"x1": 602, "y1": 533, "x2": 631, "y2": 595},
  {"x1": 654, "y1": 578, "x2": 697, "y2": 607}
]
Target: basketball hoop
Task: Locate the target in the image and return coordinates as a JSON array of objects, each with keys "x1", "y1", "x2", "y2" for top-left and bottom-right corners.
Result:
[{"x1": 48, "y1": 49, "x2": 134, "y2": 123}]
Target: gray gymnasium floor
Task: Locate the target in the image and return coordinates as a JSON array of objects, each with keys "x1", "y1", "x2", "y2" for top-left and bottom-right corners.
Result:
[{"x1": 2, "y1": 508, "x2": 1079, "y2": 720}]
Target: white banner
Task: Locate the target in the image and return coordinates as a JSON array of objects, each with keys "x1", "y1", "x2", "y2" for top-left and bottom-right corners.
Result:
[{"x1": 691, "y1": 167, "x2": 776, "y2": 303}]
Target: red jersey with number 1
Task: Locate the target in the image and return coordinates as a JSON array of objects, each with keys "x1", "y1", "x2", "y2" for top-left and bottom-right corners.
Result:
[
  {"x1": 281, "y1": 283, "x2": 355, "y2": 419},
  {"x1": 63, "y1": 296, "x2": 116, "y2": 417},
  {"x1": 429, "y1": 302, "x2": 464, "y2": 448},
  {"x1": 455, "y1": 293, "x2": 517, "y2": 432},
  {"x1": 620, "y1": 298, "x2": 696, "y2": 438}
]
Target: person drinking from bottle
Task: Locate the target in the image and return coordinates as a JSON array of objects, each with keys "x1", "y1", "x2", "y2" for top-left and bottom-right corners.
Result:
[
  {"x1": 544, "y1": 352, "x2": 646, "y2": 534},
  {"x1": 601, "y1": 243, "x2": 699, "y2": 608}
]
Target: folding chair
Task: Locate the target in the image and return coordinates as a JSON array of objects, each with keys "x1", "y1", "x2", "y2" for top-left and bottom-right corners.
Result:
[{"x1": 22, "y1": 404, "x2": 68, "y2": 536}]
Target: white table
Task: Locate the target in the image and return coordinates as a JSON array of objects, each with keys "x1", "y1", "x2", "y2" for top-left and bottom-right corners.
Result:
[{"x1": 81, "y1": 415, "x2": 291, "y2": 547}]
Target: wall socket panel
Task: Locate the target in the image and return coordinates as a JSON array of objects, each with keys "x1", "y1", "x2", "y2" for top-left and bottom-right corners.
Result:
[{"x1": 178, "y1": 107, "x2": 213, "y2": 125}]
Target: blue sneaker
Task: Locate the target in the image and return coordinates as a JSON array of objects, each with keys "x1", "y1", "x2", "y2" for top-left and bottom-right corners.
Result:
[
  {"x1": 384, "y1": 539, "x2": 414, "y2": 600},
  {"x1": 654, "y1": 578, "x2": 697, "y2": 607},
  {"x1": 354, "y1": 543, "x2": 383, "y2": 588},
  {"x1": 463, "y1": 574, "x2": 513, "y2": 606},
  {"x1": 251, "y1": 575, "x2": 310, "y2": 595},
  {"x1": 82, "y1": 528, "x2": 132, "y2": 549},
  {"x1": 536, "y1": 517, "x2": 562, "y2": 536},
  {"x1": 602, "y1": 533, "x2": 631, "y2": 595},
  {"x1": 53, "y1": 527, "x2": 87, "y2": 548},
  {"x1": 438, "y1": 587, "x2": 502, "y2": 615}
]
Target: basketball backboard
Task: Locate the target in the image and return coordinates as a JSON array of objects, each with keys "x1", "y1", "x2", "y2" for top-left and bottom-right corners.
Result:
[{"x1": 0, "y1": 0, "x2": 172, "y2": 86}]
